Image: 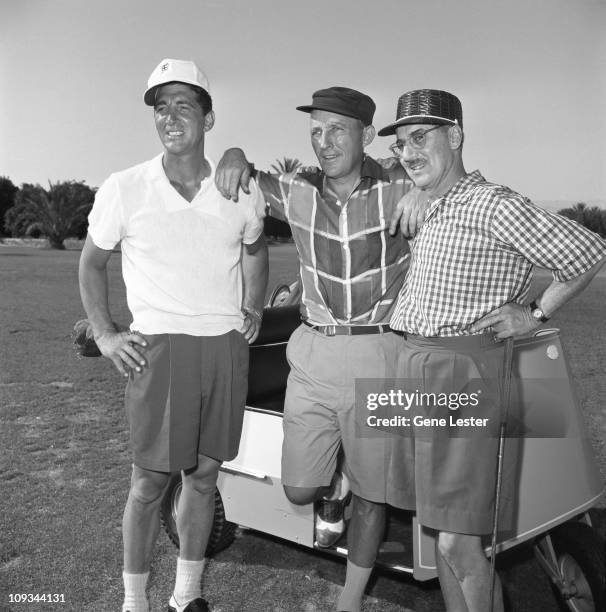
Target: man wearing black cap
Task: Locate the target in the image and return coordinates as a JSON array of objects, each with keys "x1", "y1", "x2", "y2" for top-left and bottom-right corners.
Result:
[
  {"x1": 378, "y1": 89, "x2": 606, "y2": 612},
  {"x1": 216, "y1": 86, "x2": 422, "y2": 612},
  {"x1": 79, "y1": 59, "x2": 268, "y2": 612}
]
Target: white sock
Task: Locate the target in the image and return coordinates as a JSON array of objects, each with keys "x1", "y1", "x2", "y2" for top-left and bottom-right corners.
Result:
[
  {"x1": 325, "y1": 471, "x2": 350, "y2": 501},
  {"x1": 122, "y1": 571, "x2": 149, "y2": 612},
  {"x1": 173, "y1": 558, "x2": 205, "y2": 607}
]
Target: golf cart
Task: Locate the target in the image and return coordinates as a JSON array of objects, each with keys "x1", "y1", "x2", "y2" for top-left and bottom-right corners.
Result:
[{"x1": 75, "y1": 285, "x2": 605, "y2": 611}]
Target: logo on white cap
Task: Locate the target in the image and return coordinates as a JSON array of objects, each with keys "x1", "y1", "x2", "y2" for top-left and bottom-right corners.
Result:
[{"x1": 144, "y1": 58, "x2": 210, "y2": 106}]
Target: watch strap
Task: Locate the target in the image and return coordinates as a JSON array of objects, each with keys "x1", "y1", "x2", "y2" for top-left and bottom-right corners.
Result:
[{"x1": 530, "y1": 300, "x2": 549, "y2": 323}]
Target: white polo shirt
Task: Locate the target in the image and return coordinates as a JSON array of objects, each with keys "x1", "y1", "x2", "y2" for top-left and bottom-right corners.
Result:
[{"x1": 88, "y1": 154, "x2": 265, "y2": 336}]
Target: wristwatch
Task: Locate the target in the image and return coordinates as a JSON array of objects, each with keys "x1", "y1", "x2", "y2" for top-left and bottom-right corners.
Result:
[
  {"x1": 243, "y1": 306, "x2": 263, "y2": 322},
  {"x1": 529, "y1": 299, "x2": 549, "y2": 323}
]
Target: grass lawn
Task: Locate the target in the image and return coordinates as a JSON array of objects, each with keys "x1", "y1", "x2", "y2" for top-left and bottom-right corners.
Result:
[{"x1": 0, "y1": 242, "x2": 604, "y2": 612}]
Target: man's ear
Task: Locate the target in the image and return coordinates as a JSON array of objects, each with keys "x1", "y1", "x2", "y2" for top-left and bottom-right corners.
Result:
[
  {"x1": 362, "y1": 124, "x2": 376, "y2": 147},
  {"x1": 204, "y1": 110, "x2": 215, "y2": 132},
  {"x1": 448, "y1": 124, "x2": 463, "y2": 149}
]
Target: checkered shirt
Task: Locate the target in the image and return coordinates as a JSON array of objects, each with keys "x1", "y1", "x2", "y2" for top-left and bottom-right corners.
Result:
[
  {"x1": 257, "y1": 157, "x2": 411, "y2": 325},
  {"x1": 390, "y1": 171, "x2": 606, "y2": 337}
]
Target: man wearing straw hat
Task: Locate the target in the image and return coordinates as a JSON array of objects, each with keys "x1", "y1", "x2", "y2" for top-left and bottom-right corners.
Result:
[
  {"x1": 378, "y1": 89, "x2": 606, "y2": 611},
  {"x1": 79, "y1": 59, "x2": 268, "y2": 612}
]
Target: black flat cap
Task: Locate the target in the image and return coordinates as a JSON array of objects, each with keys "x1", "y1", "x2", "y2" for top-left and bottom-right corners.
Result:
[
  {"x1": 296, "y1": 86, "x2": 376, "y2": 126},
  {"x1": 378, "y1": 89, "x2": 463, "y2": 136}
]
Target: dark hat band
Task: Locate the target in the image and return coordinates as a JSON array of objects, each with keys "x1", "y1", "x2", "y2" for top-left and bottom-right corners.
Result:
[
  {"x1": 378, "y1": 89, "x2": 463, "y2": 137},
  {"x1": 296, "y1": 86, "x2": 375, "y2": 126}
]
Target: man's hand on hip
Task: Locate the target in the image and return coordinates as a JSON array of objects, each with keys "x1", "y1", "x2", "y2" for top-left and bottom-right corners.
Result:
[
  {"x1": 471, "y1": 303, "x2": 540, "y2": 339},
  {"x1": 241, "y1": 308, "x2": 262, "y2": 344},
  {"x1": 216, "y1": 148, "x2": 252, "y2": 202},
  {"x1": 95, "y1": 330, "x2": 148, "y2": 377}
]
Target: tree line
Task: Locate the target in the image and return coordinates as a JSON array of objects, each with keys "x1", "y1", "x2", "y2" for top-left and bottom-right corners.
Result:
[{"x1": 2, "y1": 168, "x2": 604, "y2": 249}]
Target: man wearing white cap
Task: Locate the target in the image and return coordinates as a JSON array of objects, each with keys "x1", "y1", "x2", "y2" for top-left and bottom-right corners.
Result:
[
  {"x1": 79, "y1": 59, "x2": 268, "y2": 612},
  {"x1": 379, "y1": 89, "x2": 606, "y2": 612}
]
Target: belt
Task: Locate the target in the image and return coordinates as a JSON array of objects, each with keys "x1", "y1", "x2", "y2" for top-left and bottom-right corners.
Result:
[
  {"x1": 392, "y1": 329, "x2": 497, "y2": 349},
  {"x1": 302, "y1": 319, "x2": 391, "y2": 336}
]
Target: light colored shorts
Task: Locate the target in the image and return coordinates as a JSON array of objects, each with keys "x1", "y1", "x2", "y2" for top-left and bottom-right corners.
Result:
[
  {"x1": 124, "y1": 330, "x2": 249, "y2": 472},
  {"x1": 281, "y1": 324, "x2": 406, "y2": 505}
]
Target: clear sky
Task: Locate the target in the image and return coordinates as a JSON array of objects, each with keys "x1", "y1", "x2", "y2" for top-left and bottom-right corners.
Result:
[{"x1": 2, "y1": 0, "x2": 605, "y2": 206}]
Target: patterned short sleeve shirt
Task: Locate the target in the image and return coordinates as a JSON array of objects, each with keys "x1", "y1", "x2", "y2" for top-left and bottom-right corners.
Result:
[
  {"x1": 390, "y1": 171, "x2": 606, "y2": 337},
  {"x1": 257, "y1": 157, "x2": 411, "y2": 325}
]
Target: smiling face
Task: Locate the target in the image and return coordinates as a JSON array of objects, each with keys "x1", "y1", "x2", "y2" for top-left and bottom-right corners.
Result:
[
  {"x1": 395, "y1": 123, "x2": 464, "y2": 196},
  {"x1": 153, "y1": 83, "x2": 214, "y2": 157},
  {"x1": 309, "y1": 110, "x2": 371, "y2": 184}
]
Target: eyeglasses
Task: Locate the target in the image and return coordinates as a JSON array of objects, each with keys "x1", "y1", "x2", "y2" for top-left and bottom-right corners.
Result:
[{"x1": 389, "y1": 125, "x2": 443, "y2": 156}]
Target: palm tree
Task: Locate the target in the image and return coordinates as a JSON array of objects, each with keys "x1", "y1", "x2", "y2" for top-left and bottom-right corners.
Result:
[
  {"x1": 270, "y1": 157, "x2": 302, "y2": 175},
  {"x1": 0, "y1": 176, "x2": 18, "y2": 236},
  {"x1": 558, "y1": 202, "x2": 605, "y2": 238},
  {"x1": 6, "y1": 181, "x2": 94, "y2": 249}
]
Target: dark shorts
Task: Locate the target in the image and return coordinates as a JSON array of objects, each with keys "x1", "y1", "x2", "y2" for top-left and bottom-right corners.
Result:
[
  {"x1": 124, "y1": 330, "x2": 249, "y2": 472},
  {"x1": 282, "y1": 324, "x2": 404, "y2": 505},
  {"x1": 391, "y1": 333, "x2": 520, "y2": 535}
]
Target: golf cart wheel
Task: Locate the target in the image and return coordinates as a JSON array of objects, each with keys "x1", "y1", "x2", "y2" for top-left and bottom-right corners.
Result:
[
  {"x1": 267, "y1": 283, "x2": 291, "y2": 307},
  {"x1": 547, "y1": 521, "x2": 605, "y2": 612},
  {"x1": 160, "y1": 474, "x2": 237, "y2": 556}
]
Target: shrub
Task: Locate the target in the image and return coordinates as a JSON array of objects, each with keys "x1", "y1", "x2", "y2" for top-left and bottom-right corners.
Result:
[
  {"x1": 0, "y1": 176, "x2": 18, "y2": 236},
  {"x1": 4, "y1": 181, "x2": 95, "y2": 248}
]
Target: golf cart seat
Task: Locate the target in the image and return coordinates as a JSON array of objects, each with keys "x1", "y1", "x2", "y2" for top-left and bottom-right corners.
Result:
[{"x1": 247, "y1": 305, "x2": 301, "y2": 413}]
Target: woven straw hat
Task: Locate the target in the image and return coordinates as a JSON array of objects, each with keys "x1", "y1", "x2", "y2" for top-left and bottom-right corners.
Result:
[{"x1": 378, "y1": 89, "x2": 462, "y2": 136}]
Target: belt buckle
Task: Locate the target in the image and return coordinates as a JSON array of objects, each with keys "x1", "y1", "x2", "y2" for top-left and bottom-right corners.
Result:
[{"x1": 325, "y1": 325, "x2": 336, "y2": 336}]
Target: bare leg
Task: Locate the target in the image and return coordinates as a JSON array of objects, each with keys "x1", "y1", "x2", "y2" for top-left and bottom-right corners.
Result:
[
  {"x1": 285, "y1": 485, "x2": 383, "y2": 612},
  {"x1": 435, "y1": 537, "x2": 468, "y2": 612},
  {"x1": 337, "y1": 495, "x2": 385, "y2": 612},
  {"x1": 283, "y1": 484, "x2": 330, "y2": 505},
  {"x1": 123, "y1": 465, "x2": 170, "y2": 573},
  {"x1": 177, "y1": 454, "x2": 222, "y2": 560},
  {"x1": 436, "y1": 531, "x2": 504, "y2": 612}
]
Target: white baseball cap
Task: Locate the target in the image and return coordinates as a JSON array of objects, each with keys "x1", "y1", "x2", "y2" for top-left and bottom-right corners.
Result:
[{"x1": 144, "y1": 58, "x2": 210, "y2": 106}]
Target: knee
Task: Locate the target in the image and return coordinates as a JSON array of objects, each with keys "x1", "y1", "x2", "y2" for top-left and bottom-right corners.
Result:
[
  {"x1": 129, "y1": 467, "x2": 170, "y2": 506},
  {"x1": 352, "y1": 496, "x2": 385, "y2": 524},
  {"x1": 283, "y1": 485, "x2": 321, "y2": 506},
  {"x1": 183, "y1": 458, "x2": 221, "y2": 496},
  {"x1": 437, "y1": 532, "x2": 483, "y2": 575}
]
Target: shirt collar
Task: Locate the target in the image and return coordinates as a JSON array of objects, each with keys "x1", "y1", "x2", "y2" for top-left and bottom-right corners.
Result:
[
  {"x1": 360, "y1": 155, "x2": 392, "y2": 181},
  {"x1": 147, "y1": 153, "x2": 217, "y2": 212},
  {"x1": 443, "y1": 170, "x2": 485, "y2": 203},
  {"x1": 424, "y1": 170, "x2": 485, "y2": 220},
  {"x1": 146, "y1": 153, "x2": 166, "y2": 181},
  {"x1": 301, "y1": 155, "x2": 395, "y2": 196}
]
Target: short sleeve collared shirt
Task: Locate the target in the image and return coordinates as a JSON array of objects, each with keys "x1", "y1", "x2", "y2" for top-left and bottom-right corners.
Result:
[
  {"x1": 390, "y1": 171, "x2": 606, "y2": 337},
  {"x1": 257, "y1": 157, "x2": 411, "y2": 325},
  {"x1": 88, "y1": 154, "x2": 265, "y2": 336}
]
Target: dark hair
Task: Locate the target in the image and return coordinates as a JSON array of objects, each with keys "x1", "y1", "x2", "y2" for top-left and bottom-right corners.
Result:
[
  {"x1": 153, "y1": 82, "x2": 213, "y2": 114},
  {"x1": 190, "y1": 85, "x2": 213, "y2": 115}
]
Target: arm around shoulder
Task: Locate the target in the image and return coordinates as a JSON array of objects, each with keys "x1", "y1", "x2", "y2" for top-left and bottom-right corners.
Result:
[{"x1": 215, "y1": 147, "x2": 253, "y2": 202}]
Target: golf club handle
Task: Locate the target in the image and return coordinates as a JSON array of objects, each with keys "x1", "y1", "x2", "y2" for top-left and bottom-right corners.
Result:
[{"x1": 500, "y1": 336, "x2": 515, "y2": 425}]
